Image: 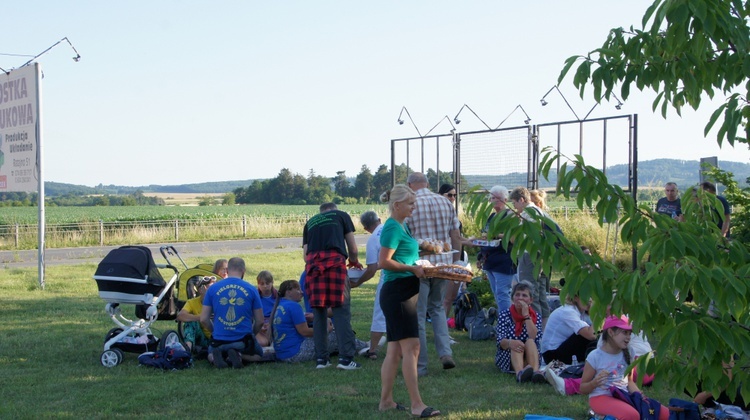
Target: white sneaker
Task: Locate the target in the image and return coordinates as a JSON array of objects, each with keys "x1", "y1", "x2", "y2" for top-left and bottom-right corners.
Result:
[
  {"x1": 336, "y1": 359, "x2": 361, "y2": 370},
  {"x1": 544, "y1": 367, "x2": 566, "y2": 395},
  {"x1": 315, "y1": 358, "x2": 331, "y2": 369}
]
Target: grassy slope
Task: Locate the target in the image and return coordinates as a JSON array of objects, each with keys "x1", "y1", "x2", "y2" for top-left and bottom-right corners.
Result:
[{"x1": 0, "y1": 251, "x2": 680, "y2": 419}]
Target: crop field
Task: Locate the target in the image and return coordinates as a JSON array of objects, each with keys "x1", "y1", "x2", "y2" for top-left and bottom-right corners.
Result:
[{"x1": 0, "y1": 204, "x2": 390, "y2": 225}]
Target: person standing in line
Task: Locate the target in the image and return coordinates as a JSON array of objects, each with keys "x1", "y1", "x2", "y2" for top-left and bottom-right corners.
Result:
[
  {"x1": 509, "y1": 187, "x2": 553, "y2": 330},
  {"x1": 351, "y1": 210, "x2": 387, "y2": 359},
  {"x1": 462, "y1": 185, "x2": 516, "y2": 313},
  {"x1": 302, "y1": 202, "x2": 363, "y2": 370},
  {"x1": 700, "y1": 181, "x2": 731, "y2": 237},
  {"x1": 378, "y1": 185, "x2": 441, "y2": 418},
  {"x1": 406, "y1": 172, "x2": 462, "y2": 376},
  {"x1": 656, "y1": 182, "x2": 683, "y2": 221},
  {"x1": 200, "y1": 257, "x2": 264, "y2": 368},
  {"x1": 438, "y1": 183, "x2": 464, "y2": 320}
]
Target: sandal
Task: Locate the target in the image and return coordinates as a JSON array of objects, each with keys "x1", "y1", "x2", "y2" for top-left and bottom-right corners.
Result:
[
  {"x1": 365, "y1": 351, "x2": 378, "y2": 360},
  {"x1": 414, "y1": 406, "x2": 441, "y2": 418}
]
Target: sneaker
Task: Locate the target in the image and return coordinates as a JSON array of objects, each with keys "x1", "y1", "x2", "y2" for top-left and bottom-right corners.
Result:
[
  {"x1": 448, "y1": 336, "x2": 458, "y2": 345},
  {"x1": 531, "y1": 371, "x2": 546, "y2": 384},
  {"x1": 336, "y1": 359, "x2": 361, "y2": 370},
  {"x1": 355, "y1": 339, "x2": 369, "y2": 355},
  {"x1": 544, "y1": 368, "x2": 566, "y2": 395},
  {"x1": 315, "y1": 358, "x2": 331, "y2": 369},
  {"x1": 516, "y1": 365, "x2": 533, "y2": 383},
  {"x1": 440, "y1": 355, "x2": 456, "y2": 369},
  {"x1": 226, "y1": 349, "x2": 243, "y2": 369},
  {"x1": 212, "y1": 349, "x2": 228, "y2": 369}
]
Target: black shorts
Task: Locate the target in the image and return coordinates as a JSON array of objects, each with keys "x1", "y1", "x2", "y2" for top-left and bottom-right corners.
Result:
[{"x1": 380, "y1": 275, "x2": 420, "y2": 342}]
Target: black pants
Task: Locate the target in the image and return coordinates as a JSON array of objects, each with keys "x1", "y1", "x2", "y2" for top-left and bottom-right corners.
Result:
[{"x1": 542, "y1": 334, "x2": 596, "y2": 364}]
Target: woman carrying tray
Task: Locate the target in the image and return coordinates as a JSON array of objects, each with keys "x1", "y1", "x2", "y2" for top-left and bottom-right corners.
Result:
[
  {"x1": 377, "y1": 184, "x2": 441, "y2": 418},
  {"x1": 462, "y1": 185, "x2": 515, "y2": 312}
]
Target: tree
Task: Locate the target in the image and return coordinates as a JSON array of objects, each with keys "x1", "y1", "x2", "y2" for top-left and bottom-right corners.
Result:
[
  {"x1": 372, "y1": 164, "x2": 391, "y2": 199},
  {"x1": 559, "y1": 0, "x2": 750, "y2": 148},
  {"x1": 353, "y1": 165, "x2": 374, "y2": 201},
  {"x1": 546, "y1": 0, "x2": 750, "y2": 403},
  {"x1": 222, "y1": 192, "x2": 236, "y2": 206},
  {"x1": 332, "y1": 171, "x2": 351, "y2": 197}
]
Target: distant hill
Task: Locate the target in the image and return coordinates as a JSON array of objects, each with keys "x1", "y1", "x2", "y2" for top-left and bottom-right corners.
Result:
[
  {"x1": 45, "y1": 158, "x2": 750, "y2": 197},
  {"x1": 463, "y1": 158, "x2": 750, "y2": 191},
  {"x1": 45, "y1": 180, "x2": 261, "y2": 196}
]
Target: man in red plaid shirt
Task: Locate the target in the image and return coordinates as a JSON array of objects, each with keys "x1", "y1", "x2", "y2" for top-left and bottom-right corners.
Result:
[
  {"x1": 405, "y1": 173, "x2": 462, "y2": 376},
  {"x1": 303, "y1": 202, "x2": 363, "y2": 370}
]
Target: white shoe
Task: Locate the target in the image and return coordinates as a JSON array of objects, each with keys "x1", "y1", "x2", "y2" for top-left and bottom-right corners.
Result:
[{"x1": 544, "y1": 367, "x2": 566, "y2": 395}]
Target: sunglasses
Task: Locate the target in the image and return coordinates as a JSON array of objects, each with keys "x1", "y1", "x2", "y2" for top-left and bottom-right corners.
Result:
[
  {"x1": 199, "y1": 276, "x2": 217, "y2": 286},
  {"x1": 445, "y1": 193, "x2": 457, "y2": 198}
]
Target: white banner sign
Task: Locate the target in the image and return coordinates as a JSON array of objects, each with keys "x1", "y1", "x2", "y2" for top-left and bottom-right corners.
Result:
[{"x1": 0, "y1": 64, "x2": 39, "y2": 193}]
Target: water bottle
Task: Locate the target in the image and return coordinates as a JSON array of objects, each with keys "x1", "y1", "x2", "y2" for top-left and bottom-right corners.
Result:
[
  {"x1": 571, "y1": 355, "x2": 578, "y2": 366},
  {"x1": 672, "y1": 210, "x2": 678, "y2": 220}
]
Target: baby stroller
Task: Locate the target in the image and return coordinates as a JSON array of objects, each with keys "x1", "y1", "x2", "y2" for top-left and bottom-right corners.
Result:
[{"x1": 93, "y1": 245, "x2": 185, "y2": 367}]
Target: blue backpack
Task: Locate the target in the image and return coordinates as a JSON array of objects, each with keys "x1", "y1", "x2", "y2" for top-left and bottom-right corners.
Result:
[{"x1": 138, "y1": 346, "x2": 192, "y2": 371}]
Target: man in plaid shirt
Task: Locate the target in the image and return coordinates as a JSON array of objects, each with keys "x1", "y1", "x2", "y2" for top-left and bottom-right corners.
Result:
[{"x1": 405, "y1": 172, "x2": 462, "y2": 376}]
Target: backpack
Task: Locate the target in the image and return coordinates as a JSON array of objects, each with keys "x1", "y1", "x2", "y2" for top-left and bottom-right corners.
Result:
[
  {"x1": 453, "y1": 292, "x2": 482, "y2": 331},
  {"x1": 467, "y1": 308, "x2": 497, "y2": 341},
  {"x1": 138, "y1": 345, "x2": 193, "y2": 371}
]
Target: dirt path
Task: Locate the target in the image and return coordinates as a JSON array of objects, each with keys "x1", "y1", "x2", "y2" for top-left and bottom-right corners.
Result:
[{"x1": 0, "y1": 235, "x2": 370, "y2": 269}]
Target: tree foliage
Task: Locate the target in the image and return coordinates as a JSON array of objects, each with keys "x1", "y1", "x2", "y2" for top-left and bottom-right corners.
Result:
[
  {"x1": 560, "y1": 0, "x2": 750, "y2": 148},
  {"x1": 466, "y1": 149, "x2": 750, "y2": 404}
]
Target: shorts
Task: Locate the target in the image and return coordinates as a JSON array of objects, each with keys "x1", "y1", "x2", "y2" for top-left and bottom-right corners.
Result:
[{"x1": 380, "y1": 275, "x2": 420, "y2": 342}]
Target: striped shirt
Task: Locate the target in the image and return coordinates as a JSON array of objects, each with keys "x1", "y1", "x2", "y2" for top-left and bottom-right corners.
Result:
[{"x1": 405, "y1": 188, "x2": 460, "y2": 265}]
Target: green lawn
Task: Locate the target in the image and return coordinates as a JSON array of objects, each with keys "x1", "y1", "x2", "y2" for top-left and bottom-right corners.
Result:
[{"x1": 0, "y1": 250, "x2": 681, "y2": 419}]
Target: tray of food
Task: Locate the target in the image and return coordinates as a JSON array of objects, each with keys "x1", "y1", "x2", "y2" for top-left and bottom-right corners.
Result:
[
  {"x1": 471, "y1": 239, "x2": 500, "y2": 247},
  {"x1": 422, "y1": 264, "x2": 473, "y2": 283},
  {"x1": 417, "y1": 238, "x2": 458, "y2": 254}
]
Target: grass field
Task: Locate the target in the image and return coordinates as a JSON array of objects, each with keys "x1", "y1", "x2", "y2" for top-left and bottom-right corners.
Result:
[{"x1": 0, "y1": 249, "x2": 681, "y2": 419}]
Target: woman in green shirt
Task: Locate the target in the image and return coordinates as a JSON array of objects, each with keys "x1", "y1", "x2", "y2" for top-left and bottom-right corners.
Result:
[{"x1": 377, "y1": 185, "x2": 440, "y2": 418}]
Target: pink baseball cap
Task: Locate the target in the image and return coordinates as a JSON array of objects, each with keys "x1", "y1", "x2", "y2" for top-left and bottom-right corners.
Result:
[{"x1": 603, "y1": 315, "x2": 632, "y2": 331}]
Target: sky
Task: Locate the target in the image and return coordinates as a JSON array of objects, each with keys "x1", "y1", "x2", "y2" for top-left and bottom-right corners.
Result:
[{"x1": 3, "y1": 1, "x2": 749, "y2": 188}]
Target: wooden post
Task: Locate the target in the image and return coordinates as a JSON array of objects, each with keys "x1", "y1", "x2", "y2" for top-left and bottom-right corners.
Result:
[
  {"x1": 99, "y1": 220, "x2": 104, "y2": 246},
  {"x1": 174, "y1": 220, "x2": 179, "y2": 241},
  {"x1": 15, "y1": 224, "x2": 19, "y2": 248},
  {"x1": 242, "y1": 215, "x2": 247, "y2": 237}
]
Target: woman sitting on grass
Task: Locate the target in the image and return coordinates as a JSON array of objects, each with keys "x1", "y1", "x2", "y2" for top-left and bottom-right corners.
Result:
[
  {"x1": 271, "y1": 280, "x2": 366, "y2": 363},
  {"x1": 495, "y1": 281, "x2": 545, "y2": 383}
]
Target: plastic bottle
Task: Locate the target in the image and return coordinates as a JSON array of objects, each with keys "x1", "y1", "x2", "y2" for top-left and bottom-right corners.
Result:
[{"x1": 572, "y1": 355, "x2": 578, "y2": 366}]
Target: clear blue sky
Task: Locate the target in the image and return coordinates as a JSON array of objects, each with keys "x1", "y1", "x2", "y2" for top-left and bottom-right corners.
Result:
[{"x1": 3, "y1": 1, "x2": 748, "y2": 187}]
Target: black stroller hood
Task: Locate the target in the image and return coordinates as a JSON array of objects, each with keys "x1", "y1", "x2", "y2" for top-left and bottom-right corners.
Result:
[{"x1": 95, "y1": 246, "x2": 165, "y2": 286}]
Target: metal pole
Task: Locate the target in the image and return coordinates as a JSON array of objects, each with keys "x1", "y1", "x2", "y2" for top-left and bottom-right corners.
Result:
[{"x1": 35, "y1": 63, "x2": 45, "y2": 290}]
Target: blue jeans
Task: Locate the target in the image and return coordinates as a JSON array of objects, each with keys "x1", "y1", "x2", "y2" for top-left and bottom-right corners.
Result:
[{"x1": 485, "y1": 270, "x2": 514, "y2": 312}]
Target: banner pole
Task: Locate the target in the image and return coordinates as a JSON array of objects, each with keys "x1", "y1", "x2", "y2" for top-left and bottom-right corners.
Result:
[{"x1": 35, "y1": 62, "x2": 45, "y2": 290}]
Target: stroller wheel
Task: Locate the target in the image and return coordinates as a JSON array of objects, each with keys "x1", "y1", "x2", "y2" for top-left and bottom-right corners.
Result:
[
  {"x1": 101, "y1": 348, "x2": 123, "y2": 367},
  {"x1": 104, "y1": 327, "x2": 123, "y2": 343},
  {"x1": 159, "y1": 330, "x2": 185, "y2": 351}
]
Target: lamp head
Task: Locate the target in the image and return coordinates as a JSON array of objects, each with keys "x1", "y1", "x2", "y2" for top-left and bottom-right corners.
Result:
[
  {"x1": 524, "y1": 118, "x2": 531, "y2": 125},
  {"x1": 454, "y1": 118, "x2": 461, "y2": 125},
  {"x1": 73, "y1": 55, "x2": 81, "y2": 62},
  {"x1": 540, "y1": 99, "x2": 548, "y2": 106},
  {"x1": 398, "y1": 119, "x2": 404, "y2": 125}
]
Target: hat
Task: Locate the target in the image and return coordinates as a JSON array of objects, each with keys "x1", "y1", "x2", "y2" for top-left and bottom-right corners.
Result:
[{"x1": 603, "y1": 315, "x2": 632, "y2": 331}]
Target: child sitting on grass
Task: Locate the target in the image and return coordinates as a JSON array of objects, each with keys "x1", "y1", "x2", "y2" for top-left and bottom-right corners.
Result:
[
  {"x1": 256, "y1": 270, "x2": 278, "y2": 347},
  {"x1": 580, "y1": 315, "x2": 668, "y2": 420}
]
